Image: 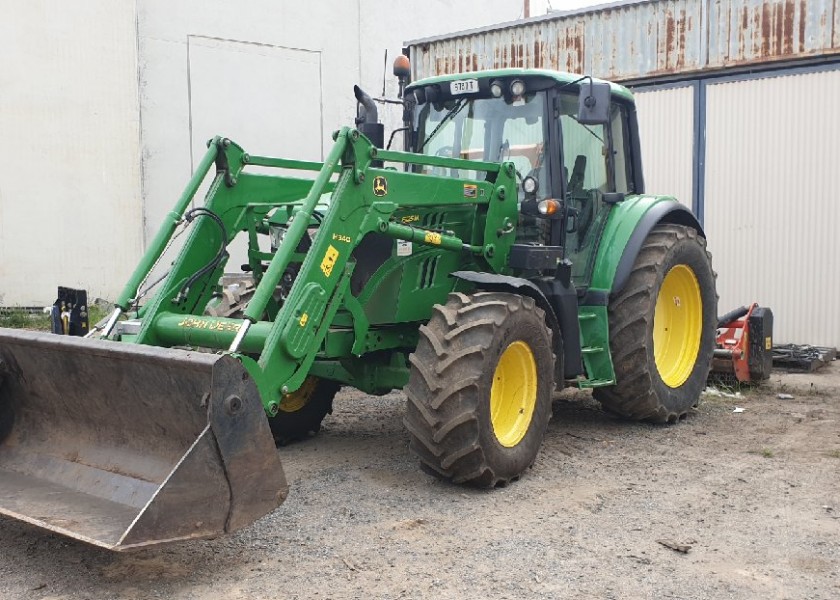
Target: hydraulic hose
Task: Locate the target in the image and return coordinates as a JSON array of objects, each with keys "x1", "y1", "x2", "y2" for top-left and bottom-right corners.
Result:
[{"x1": 174, "y1": 207, "x2": 229, "y2": 304}]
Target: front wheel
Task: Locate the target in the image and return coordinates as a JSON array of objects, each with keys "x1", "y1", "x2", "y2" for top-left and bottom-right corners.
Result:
[
  {"x1": 594, "y1": 224, "x2": 717, "y2": 423},
  {"x1": 404, "y1": 292, "x2": 555, "y2": 487},
  {"x1": 268, "y1": 376, "x2": 340, "y2": 444}
]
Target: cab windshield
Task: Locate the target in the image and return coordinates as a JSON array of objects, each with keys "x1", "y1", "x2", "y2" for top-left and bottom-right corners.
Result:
[{"x1": 414, "y1": 92, "x2": 547, "y2": 192}]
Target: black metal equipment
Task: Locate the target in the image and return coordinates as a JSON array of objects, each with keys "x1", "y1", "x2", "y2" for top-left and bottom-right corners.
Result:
[{"x1": 50, "y1": 287, "x2": 89, "y2": 336}]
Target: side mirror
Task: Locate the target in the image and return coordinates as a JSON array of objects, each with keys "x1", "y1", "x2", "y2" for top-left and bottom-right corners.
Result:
[{"x1": 577, "y1": 81, "x2": 611, "y2": 125}]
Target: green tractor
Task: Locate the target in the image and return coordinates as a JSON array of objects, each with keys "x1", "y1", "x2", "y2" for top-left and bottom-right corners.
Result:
[{"x1": 0, "y1": 64, "x2": 716, "y2": 550}]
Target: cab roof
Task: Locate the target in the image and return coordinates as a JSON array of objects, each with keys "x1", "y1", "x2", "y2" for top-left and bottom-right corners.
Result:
[{"x1": 407, "y1": 68, "x2": 634, "y2": 104}]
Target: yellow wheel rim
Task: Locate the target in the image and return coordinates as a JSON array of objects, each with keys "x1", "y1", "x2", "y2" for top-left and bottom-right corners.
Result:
[
  {"x1": 490, "y1": 341, "x2": 538, "y2": 448},
  {"x1": 653, "y1": 264, "x2": 703, "y2": 388},
  {"x1": 279, "y1": 376, "x2": 318, "y2": 413}
]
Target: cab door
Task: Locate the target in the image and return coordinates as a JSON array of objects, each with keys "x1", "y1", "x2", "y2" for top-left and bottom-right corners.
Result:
[{"x1": 557, "y1": 98, "x2": 634, "y2": 290}]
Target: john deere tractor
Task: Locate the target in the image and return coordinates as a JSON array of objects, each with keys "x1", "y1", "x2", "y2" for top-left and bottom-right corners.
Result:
[{"x1": 0, "y1": 62, "x2": 716, "y2": 550}]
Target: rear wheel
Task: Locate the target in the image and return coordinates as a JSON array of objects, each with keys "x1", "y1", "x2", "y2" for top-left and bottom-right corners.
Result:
[
  {"x1": 269, "y1": 376, "x2": 340, "y2": 444},
  {"x1": 594, "y1": 224, "x2": 717, "y2": 422},
  {"x1": 404, "y1": 292, "x2": 555, "y2": 487}
]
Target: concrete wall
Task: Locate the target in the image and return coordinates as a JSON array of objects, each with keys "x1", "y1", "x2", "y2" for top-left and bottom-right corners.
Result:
[
  {"x1": 0, "y1": 0, "x2": 528, "y2": 306},
  {"x1": 0, "y1": 1, "x2": 143, "y2": 306},
  {"x1": 136, "y1": 1, "x2": 528, "y2": 270}
]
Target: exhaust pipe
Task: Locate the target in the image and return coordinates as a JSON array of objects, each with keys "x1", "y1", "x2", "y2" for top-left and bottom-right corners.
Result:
[{"x1": 353, "y1": 85, "x2": 384, "y2": 149}]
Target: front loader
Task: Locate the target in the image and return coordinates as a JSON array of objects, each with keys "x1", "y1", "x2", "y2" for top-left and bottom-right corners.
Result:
[{"x1": 0, "y1": 64, "x2": 717, "y2": 550}]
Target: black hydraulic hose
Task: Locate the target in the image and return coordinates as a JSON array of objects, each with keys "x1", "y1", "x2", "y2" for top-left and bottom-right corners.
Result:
[
  {"x1": 174, "y1": 207, "x2": 229, "y2": 303},
  {"x1": 386, "y1": 126, "x2": 409, "y2": 150},
  {"x1": 717, "y1": 306, "x2": 749, "y2": 328}
]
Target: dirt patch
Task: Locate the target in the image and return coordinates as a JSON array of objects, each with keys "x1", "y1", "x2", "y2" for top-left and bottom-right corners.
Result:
[
  {"x1": 100, "y1": 556, "x2": 193, "y2": 581},
  {"x1": 1, "y1": 364, "x2": 838, "y2": 599}
]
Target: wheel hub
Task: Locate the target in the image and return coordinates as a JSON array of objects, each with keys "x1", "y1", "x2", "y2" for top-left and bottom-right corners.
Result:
[
  {"x1": 653, "y1": 264, "x2": 703, "y2": 388},
  {"x1": 490, "y1": 341, "x2": 538, "y2": 447},
  {"x1": 279, "y1": 376, "x2": 318, "y2": 413}
]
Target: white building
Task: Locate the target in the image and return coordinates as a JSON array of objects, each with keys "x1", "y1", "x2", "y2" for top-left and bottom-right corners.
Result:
[{"x1": 0, "y1": 0, "x2": 530, "y2": 307}]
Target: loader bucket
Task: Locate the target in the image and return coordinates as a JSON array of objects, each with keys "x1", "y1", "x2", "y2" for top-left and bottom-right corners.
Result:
[{"x1": 0, "y1": 328, "x2": 287, "y2": 551}]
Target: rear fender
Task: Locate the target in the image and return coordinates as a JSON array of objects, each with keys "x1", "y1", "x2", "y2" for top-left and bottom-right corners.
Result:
[{"x1": 591, "y1": 196, "x2": 704, "y2": 296}]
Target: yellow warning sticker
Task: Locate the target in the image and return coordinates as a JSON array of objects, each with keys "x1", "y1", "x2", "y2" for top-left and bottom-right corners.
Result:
[
  {"x1": 320, "y1": 245, "x2": 339, "y2": 277},
  {"x1": 424, "y1": 231, "x2": 442, "y2": 245},
  {"x1": 765, "y1": 336, "x2": 772, "y2": 350}
]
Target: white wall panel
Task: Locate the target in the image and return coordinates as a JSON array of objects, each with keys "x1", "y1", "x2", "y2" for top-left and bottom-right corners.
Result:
[
  {"x1": 135, "y1": 0, "x2": 523, "y2": 274},
  {"x1": 704, "y1": 69, "x2": 840, "y2": 346},
  {"x1": 634, "y1": 86, "x2": 695, "y2": 207},
  {"x1": 187, "y1": 37, "x2": 323, "y2": 167},
  {"x1": 0, "y1": 0, "x2": 524, "y2": 308},
  {"x1": 187, "y1": 37, "x2": 323, "y2": 271},
  {"x1": 0, "y1": 1, "x2": 142, "y2": 306}
]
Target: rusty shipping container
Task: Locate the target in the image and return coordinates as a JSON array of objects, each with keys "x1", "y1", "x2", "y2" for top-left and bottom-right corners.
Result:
[{"x1": 407, "y1": 0, "x2": 840, "y2": 82}]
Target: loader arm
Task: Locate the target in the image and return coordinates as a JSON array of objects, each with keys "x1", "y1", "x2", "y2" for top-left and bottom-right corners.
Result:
[
  {"x1": 119, "y1": 127, "x2": 518, "y2": 415},
  {"x1": 0, "y1": 129, "x2": 516, "y2": 550}
]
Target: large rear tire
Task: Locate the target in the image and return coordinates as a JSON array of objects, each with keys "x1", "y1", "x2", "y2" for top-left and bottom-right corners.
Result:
[
  {"x1": 404, "y1": 292, "x2": 555, "y2": 487},
  {"x1": 594, "y1": 224, "x2": 717, "y2": 422}
]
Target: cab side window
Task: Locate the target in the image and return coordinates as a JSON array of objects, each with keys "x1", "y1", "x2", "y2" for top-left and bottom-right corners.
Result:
[{"x1": 559, "y1": 116, "x2": 609, "y2": 194}]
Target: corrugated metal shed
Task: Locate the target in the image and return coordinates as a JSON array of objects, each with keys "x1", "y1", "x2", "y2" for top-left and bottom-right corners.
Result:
[
  {"x1": 633, "y1": 86, "x2": 695, "y2": 207},
  {"x1": 408, "y1": 0, "x2": 840, "y2": 82},
  {"x1": 702, "y1": 68, "x2": 840, "y2": 346}
]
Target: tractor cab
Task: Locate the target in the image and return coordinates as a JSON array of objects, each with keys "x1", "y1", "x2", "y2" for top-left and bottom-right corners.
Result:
[{"x1": 405, "y1": 70, "x2": 642, "y2": 288}]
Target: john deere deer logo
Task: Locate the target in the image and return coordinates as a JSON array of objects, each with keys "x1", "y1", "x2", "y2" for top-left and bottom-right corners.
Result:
[{"x1": 373, "y1": 176, "x2": 388, "y2": 196}]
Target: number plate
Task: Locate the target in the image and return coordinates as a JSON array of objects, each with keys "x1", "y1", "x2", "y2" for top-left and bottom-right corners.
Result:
[{"x1": 449, "y1": 79, "x2": 479, "y2": 95}]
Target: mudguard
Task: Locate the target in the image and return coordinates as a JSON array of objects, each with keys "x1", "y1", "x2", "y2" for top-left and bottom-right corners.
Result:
[
  {"x1": 450, "y1": 271, "x2": 582, "y2": 379},
  {"x1": 590, "y1": 196, "x2": 704, "y2": 296}
]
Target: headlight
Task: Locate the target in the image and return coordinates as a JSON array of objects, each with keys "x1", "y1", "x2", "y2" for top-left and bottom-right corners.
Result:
[
  {"x1": 490, "y1": 79, "x2": 503, "y2": 98},
  {"x1": 510, "y1": 79, "x2": 526, "y2": 97},
  {"x1": 522, "y1": 176, "x2": 538, "y2": 194}
]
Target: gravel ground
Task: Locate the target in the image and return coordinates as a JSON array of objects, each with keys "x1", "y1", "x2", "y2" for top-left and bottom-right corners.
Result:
[{"x1": 1, "y1": 363, "x2": 838, "y2": 600}]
